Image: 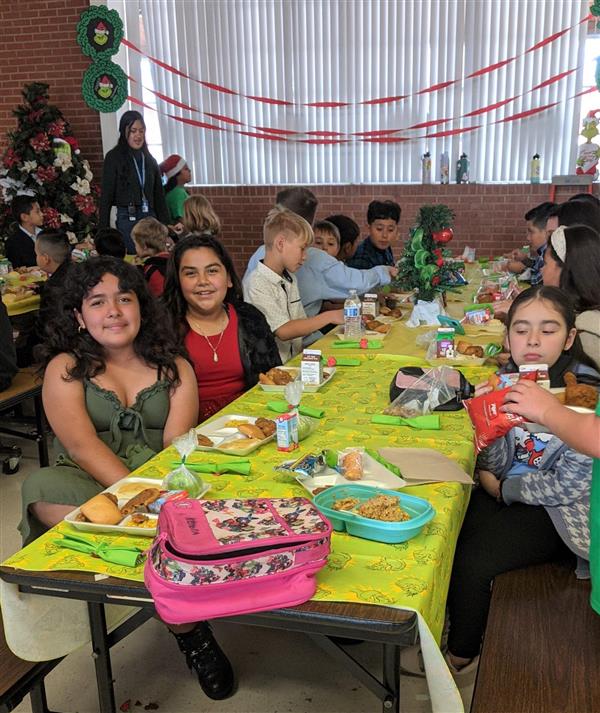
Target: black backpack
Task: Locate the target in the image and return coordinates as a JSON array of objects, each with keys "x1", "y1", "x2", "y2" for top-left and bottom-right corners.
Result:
[{"x1": 141, "y1": 255, "x2": 168, "y2": 283}]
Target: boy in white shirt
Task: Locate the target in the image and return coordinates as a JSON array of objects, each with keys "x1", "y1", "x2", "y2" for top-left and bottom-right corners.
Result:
[{"x1": 244, "y1": 207, "x2": 344, "y2": 363}]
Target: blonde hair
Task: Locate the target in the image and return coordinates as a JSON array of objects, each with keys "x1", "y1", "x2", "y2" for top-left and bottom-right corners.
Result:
[
  {"x1": 263, "y1": 206, "x2": 314, "y2": 249},
  {"x1": 131, "y1": 217, "x2": 168, "y2": 255},
  {"x1": 182, "y1": 195, "x2": 221, "y2": 235}
]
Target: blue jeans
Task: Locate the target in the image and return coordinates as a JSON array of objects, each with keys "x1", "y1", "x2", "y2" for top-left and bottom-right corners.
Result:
[{"x1": 116, "y1": 206, "x2": 156, "y2": 254}]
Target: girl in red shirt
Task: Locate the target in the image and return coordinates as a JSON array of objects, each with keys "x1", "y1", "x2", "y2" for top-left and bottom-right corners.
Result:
[{"x1": 162, "y1": 234, "x2": 281, "y2": 422}]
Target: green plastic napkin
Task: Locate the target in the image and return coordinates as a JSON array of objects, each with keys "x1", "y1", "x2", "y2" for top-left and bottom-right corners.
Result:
[
  {"x1": 266, "y1": 401, "x2": 325, "y2": 419},
  {"x1": 365, "y1": 448, "x2": 403, "y2": 477},
  {"x1": 55, "y1": 533, "x2": 144, "y2": 567},
  {"x1": 322, "y1": 356, "x2": 361, "y2": 366},
  {"x1": 171, "y1": 461, "x2": 252, "y2": 476},
  {"x1": 370, "y1": 413, "x2": 441, "y2": 430},
  {"x1": 331, "y1": 339, "x2": 383, "y2": 349}
]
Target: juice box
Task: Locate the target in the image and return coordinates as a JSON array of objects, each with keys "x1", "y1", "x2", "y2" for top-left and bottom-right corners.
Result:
[
  {"x1": 301, "y1": 349, "x2": 323, "y2": 385},
  {"x1": 519, "y1": 363, "x2": 550, "y2": 389},
  {"x1": 436, "y1": 327, "x2": 455, "y2": 358},
  {"x1": 276, "y1": 412, "x2": 299, "y2": 452}
]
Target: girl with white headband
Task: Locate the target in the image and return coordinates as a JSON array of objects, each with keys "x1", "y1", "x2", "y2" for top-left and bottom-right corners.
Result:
[{"x1": 542, "y1": 224, "x2": 600, "y2": 371}]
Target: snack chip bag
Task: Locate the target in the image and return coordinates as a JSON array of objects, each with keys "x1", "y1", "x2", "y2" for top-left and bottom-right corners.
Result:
[{"x1": 463, "y1": 388, "x2": 524, "y2": 452}]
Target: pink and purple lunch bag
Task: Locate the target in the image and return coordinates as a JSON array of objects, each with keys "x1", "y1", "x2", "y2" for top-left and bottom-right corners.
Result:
[{"x1": 145, "y1": 497, "x2": 332, "y2": 624}]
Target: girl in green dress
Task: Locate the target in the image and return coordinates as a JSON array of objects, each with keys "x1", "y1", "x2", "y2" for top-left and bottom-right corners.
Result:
[{"x1": 19, "y1": 256, "x2": 234, "y2": 700}]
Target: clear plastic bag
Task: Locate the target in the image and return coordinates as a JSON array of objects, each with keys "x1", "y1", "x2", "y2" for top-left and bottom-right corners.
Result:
[
  {"x1": 162, "y1": 429, "x2": 203, "y2": 497},
  {"x1": 384, "y1": 366, "x2": 461, "y2": 417}
]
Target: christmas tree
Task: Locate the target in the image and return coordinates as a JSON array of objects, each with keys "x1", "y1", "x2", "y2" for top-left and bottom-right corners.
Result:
[
  {"x1": 391, "y1": 204, "x2": 456, "y2": 301},
  {"x1": 0, "y1": 82, "x2": 98, "y2": 252}
]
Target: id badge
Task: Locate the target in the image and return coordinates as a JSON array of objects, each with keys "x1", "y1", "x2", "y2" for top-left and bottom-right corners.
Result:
[
  {"x1": 141, "y1": 199, "x2": 149, "y2": 214},
  {"x1": 128, "y1": 204, "x2": 136, "y2": 222}
]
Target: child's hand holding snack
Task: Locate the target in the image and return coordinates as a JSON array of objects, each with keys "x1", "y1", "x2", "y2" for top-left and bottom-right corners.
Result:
[{"x1": 502, "y1": 379, "x2": 560, "y2": 424}]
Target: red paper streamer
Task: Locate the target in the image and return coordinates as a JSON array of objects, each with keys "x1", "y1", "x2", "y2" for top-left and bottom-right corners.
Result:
[
  {"x1": 495, "y1": 102, "x2": 558, "y2": 123},
  {"x1": 121, "y1": 14, "x2": 586, "y2": 109},
  {"x1": 425, "y1": 125, "x2": 481, "y2": 138}
]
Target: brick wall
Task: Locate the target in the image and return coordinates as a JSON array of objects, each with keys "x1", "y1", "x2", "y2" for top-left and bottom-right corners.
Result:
[
  {"x1": 0, "y1": 0, "x2": 103, "y2": 179},
  {"x1": 193, "y1": 183, "x2": 590, "y2": 276},
  {"x1": 0, "y1": 2, "x2": 594, "y2": 277}
]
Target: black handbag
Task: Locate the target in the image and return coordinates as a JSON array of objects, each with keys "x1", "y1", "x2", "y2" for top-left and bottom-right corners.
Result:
[{"x1": 388, "y1": 366, "x2": 474, "y2": 411}]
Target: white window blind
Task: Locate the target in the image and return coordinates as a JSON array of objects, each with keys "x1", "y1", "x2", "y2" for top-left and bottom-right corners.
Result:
[{"x1": 106, "y1": 0, "x2": 589, "y2": 185}]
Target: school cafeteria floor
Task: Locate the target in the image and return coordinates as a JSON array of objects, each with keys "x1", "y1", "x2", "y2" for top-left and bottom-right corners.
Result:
[{"x1": 1, "y1": 435, "x2": 474, "y2": 713}]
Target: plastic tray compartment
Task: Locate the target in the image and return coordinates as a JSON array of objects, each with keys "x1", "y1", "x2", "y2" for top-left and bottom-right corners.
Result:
[{"x1": 313, "y1": 484, "x2": 435, "y2": 544}]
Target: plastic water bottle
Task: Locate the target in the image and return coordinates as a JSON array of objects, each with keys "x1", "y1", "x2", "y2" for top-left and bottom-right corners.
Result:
[{"x1": 344, "y1": 289, "x2": 362, "y2": 340}]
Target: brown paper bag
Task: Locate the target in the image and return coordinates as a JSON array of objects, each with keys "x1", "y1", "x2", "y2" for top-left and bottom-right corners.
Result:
[{"x1": 377, "y1": 448, "x2": 473, "y2": 486}]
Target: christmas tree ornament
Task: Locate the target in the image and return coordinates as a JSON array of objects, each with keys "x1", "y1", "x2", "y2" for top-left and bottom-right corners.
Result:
[
  {"x1": 76, "y1": 5, "x2": 123, "y2": 59},
  {"x1": 431, "y1": 227, "x2": 453, "y2": 244},
  {"x1": 575, "y1": 111, "x2": 600, "y2": 179}
]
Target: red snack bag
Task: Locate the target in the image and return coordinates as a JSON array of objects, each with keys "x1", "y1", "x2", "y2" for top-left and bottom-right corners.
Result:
[{"x1": 463, "y1": 387, "x2": 524, "y2": 453}]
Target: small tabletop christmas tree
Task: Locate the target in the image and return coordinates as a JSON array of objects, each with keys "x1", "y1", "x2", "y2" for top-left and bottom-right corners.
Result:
[
  {"x1": 391, "y1": 204, "x2": 456, "y2": 302},
  {"x1": 0, "y1": 82, "x2": 98, "y2": 252}
]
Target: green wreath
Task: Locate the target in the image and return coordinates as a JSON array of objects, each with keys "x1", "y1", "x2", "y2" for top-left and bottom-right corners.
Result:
[
  {"x1": 77, "y1": 5, "x2": 124, "y2": 59},
  {"x1": 82, "y1": 60, "x2": 128, "y2": 113}
]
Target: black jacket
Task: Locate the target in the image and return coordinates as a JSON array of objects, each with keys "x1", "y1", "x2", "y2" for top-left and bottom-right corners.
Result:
[
  {"x1": 5, "y1": 227, "x2": 36, "y2": 268},
  {"x1": 99, "y1": 146, "x2": 169, "y2": 227},
  {"x1": 0, "y1": 300, "x2": 17, "y2": 391},
  {"x1": 232, "y1": 301, "x2": 282, "y2": 388}
]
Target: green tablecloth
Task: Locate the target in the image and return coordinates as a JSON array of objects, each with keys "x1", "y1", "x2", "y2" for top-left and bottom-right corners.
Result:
[{"x1": 3, "y1": 349, "x2": 494, "y2": 643}]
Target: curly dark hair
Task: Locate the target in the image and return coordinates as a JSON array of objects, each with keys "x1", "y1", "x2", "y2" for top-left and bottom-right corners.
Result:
[
  {"x1": 161, "y1": 233, "x2": 243, "y2": 341},
  {"x1": 38, "y1": 256, "x2": 183, "y2": 386}
]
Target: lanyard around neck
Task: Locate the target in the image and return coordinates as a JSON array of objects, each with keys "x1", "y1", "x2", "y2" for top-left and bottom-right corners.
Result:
[{"x1": 131, "y1": 153, "x2": 146, "y2": 191}]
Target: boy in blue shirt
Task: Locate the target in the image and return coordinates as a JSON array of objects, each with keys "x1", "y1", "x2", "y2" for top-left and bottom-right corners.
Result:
[{"x1": 347, "y1": 200, "x2": 400, "y2": 270}]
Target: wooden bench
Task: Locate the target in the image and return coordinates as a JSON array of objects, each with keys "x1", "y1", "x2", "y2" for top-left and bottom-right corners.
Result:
[
  {"x1": 0, "y1": 367, "x2": 49, "y2": 468},
  {"x1": 0, "y1": 617, "x2": 61, "y2": 713},
  {"x1": 470, "y1": 562, "x2": 600, "y2": 713}
]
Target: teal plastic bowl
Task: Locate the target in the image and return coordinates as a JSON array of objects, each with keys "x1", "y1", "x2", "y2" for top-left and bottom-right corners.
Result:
[{"x1": 313, "y1": 484, "x2": 435, "y2": 544}]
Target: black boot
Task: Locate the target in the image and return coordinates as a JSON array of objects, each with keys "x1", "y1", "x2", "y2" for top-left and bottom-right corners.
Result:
[{"x1": 172, "y1": 622, "x2": 235, "y2": 700}]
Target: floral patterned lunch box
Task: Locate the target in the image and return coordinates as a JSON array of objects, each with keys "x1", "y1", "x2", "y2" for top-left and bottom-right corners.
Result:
[{"x1": 145, "y1": 497, "x2": 332, "y2": 624}]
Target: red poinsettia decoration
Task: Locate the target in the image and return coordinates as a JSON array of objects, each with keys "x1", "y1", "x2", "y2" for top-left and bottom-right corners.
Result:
[
  {"x1": 48, "y1": 119, "x2": 66, "y2": 138},
  {"x1": 432, "y1": 227, "x2": 453, "y2": 244},
  {"x1": 36, "y1": 166, "x2": 57, "y2": 183},
  {"x1": 43, "y1": 206, "x2": 61, "y2": 229},
  {"x1": 74, "y1": 194, "x2": 96, "y2": 216},
  {"x1": 29, "y1": 132, "x2": 51, "y2": 152},
  {"x1": 3, "y1": 148, "x2": 21, "y2": 168},
  {"x1": 436, "y1": 258, "x2": 444, "y2": 267},
  {"x1": 432, "y1": 275, "x2": 441, "y2": 286},
  {"x1": 28, "y1": 109, "x2": 44, "y2": 123}
]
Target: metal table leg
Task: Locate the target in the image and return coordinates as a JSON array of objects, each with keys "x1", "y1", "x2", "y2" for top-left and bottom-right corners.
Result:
[
  {"x1": 382, "y1": 644, "x2": 400, "y2": 713},
  {"x1": 87, "y1": 603, "x2": 116, "y2": 713},
  {"x1": 33, "y1": 393, "x2": 49, "y2": 467}
]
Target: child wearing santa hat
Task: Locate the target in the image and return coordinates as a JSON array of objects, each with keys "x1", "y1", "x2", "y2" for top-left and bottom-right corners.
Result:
[{"x1": 160, "y1": 154, "x2": 191, "y2": 231}]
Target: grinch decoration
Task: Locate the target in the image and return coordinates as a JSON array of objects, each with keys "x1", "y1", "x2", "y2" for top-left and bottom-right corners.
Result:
[
  {"x1": 77, "y1": 5, "x2": 127, "y2": 113},
  {"x1": 0, "y1": 82, "x2": 98, "y2": 251},
  {"x1": 575, "y1": 110, "x2": 600, "y2": 179},
  {"x1": 391, "y1": 204, "x2": 456, "y2": 302}
]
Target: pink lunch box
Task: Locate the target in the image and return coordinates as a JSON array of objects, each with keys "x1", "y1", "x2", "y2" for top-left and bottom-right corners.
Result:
[{"x1": 144, "y1": 497, "x2": 332, "y2": 624}]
